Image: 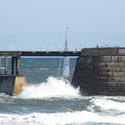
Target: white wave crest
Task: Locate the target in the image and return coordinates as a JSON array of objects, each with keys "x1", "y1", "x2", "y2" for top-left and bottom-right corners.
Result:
[
  {"x1": 0, "y1": 111, "x2": 125, "y2": 125},
  {"x1": 19, "y1": 77, "x2": 81, "y2": 99},
  {"x1": 90, "y1": 96, "x2": 125, "y2": 111}
]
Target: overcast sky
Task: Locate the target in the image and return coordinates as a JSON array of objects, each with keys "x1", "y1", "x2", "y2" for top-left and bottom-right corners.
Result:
[{"x1": 0, "y1": 0, "x2": 125, "y2": 50}]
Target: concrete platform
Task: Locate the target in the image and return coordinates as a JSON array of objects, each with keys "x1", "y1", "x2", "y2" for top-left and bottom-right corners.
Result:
[{"x1": 0, "y1": 75, "x2": 26, "y2": 96}]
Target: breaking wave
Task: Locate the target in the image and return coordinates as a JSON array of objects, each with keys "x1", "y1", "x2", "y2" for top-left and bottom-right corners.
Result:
[
  {"x1": 1, "y1": 95, "x2": 125, "y2": 125},
  {"x1": 0, "y1": 110, "x2": 125, "y2": 125}
]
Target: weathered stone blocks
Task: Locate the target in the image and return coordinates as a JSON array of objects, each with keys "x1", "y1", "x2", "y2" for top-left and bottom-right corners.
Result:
[{"x1": 72, "y1": 48, "x2": 125, "y2": 96}]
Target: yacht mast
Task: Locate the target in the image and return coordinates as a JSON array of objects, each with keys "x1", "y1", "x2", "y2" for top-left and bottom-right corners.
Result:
[
  {"x1": 64, "y1": 26, "x2": 69, "y2": 52},
  {"x1": 63, "y1": 26, "x2": 70, "y2": 79}
]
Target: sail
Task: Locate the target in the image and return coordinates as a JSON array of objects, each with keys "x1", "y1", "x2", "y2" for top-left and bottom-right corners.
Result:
[
  {"x1": 63, "y1": 26, "x2": 70, "y2": 79},
  {"x1": 63, "y1": 57, "x2": 70, "y2": 78}
]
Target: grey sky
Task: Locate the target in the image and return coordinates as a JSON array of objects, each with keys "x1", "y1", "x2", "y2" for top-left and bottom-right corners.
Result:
[{"x1": 0, "y1": 0, "x2": 125, "y2": 50}]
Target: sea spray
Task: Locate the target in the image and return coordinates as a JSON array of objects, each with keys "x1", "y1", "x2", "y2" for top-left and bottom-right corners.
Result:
[{"x1": 19, "y1": 77, "x2": 81, "y2": 99}]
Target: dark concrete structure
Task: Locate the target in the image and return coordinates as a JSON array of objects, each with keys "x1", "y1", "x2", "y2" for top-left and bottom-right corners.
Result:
[
  {"x1": 0, "y1": 75, "x2": 15, "y2": 95},
  {"x1": 0, "y1": 52, "x2": 26, "y2": 96},
  {"x1": 72, "y1": 48, "x2": 125, "y2": 96},
  {"x1": 0, "y1": 75, "x2": 26, "y2": 96},
  {"x1": 0, "y1": 51, "x2": 80, "y2": 57},
  {"x1": 21, "y1": 51, "x2": 80, "y2": 56}
]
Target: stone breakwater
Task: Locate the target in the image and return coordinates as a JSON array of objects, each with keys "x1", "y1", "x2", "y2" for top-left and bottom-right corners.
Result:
[{"x1": 72, "y1": 48, "x2": 125, "y2": 96}]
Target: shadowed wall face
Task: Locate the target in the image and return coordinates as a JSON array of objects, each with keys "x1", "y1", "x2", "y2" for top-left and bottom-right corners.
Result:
[
  {"x1": 0, "y1": 76, "x2": 15, "y2": 95},
  {"x1": 0, "y1": 75, "x2": 26, "y2": 96},
  {"x1": 72, "y1": 48, "x2": 125, "y2": 96}
]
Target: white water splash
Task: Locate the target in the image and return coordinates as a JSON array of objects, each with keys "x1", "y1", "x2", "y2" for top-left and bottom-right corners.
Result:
[{"x1": 19, "y1": 77, "x2": 81, "y2": 99}]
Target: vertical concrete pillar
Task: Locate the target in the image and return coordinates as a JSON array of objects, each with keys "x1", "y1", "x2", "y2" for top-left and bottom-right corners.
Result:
[
  {"x1": 4, "y1": 56, "x2": 8, "y2": 75},
  {"x1": 11, "y1": 56, "x2": 21, "y2": 75},
  {"x1": 16, "y1": 56, "x2": 20, "y2": 75},
  {"x1": 11, "y1": 57, "x2": 14, "y2": 75},
  {"x1": 0, "y1": 56, "x2": 1, "y2": 74},
  {"x1": 11, "y1": 57, "x2": 16, "y2": 75}
]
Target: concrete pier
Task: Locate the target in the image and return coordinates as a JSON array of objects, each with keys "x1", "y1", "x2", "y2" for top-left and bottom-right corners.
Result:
[
  {"x1": 0, "y1": 75, "x2": 26, "y2": 96},
  {"x1": 72, "y1": 48, "x2": 125, "y2": 96},
  {"x1": 1, "y1": 49, "x2": 125, "y2": 96},
  {"x1": 0, "y1": 52, "x2": 26, "y2": 96}
]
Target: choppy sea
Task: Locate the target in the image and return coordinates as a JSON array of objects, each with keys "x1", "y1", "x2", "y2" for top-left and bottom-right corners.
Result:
[{"x1": 0, "y1": 58, "x2": 125, "y2": 125}]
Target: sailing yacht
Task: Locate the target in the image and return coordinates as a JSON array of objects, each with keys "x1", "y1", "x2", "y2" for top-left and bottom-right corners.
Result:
[{"x1": 62, "y1": 27, "x2": 71, "y2": 82}]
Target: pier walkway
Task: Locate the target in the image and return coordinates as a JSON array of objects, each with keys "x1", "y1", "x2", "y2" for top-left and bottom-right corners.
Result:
[{"x1": 0, "y1": 51, "x2": 81, "y2": 57}]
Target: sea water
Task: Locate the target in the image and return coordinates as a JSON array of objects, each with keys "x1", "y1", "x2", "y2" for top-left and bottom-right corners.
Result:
[{"x1": 0, "y1": 58, "x2": 125, "y2": 125}]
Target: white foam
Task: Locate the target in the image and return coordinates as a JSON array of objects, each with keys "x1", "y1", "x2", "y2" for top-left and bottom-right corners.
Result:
[
  {"x1": 91, "y1": 97, "x2": 125, "y2": 111},
  {"x1": 19, "y1": 77, "x2": 81, "y2": 99},
  {"x1": 0, "y1": 111, "x2": 125, "y2": 125}
]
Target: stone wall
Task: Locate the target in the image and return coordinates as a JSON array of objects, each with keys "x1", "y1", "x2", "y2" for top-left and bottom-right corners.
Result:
[{"x1": 72, "y1": 48, "x2": 125, "y2": 96}]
